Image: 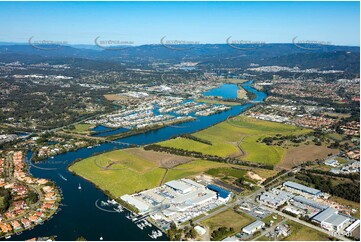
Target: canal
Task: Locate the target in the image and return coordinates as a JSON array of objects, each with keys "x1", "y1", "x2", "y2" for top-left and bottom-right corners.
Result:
[{"x1": 9, "y1": 80, "x2": 266, "y2": 241}]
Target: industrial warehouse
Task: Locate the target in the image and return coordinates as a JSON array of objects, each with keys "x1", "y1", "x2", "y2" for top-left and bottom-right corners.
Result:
[
  {"x1": 258, "y1": 181, "x2": 359, "y2": 236},
  {"x1": 120, "y1": 178, "x2": 232, "y2": 229}
]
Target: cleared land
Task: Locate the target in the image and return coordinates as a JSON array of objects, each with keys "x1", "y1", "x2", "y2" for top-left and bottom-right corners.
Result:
[
  {"x1": 201, "y1": 209, "x2": 255, "y2": 234},
  {"x1": 279, "y1": 145, "x2": 339, "y2": 169},
  {"x1": 283, "y1": 220, "x2": 331, "y2": 241},
  {"x1": 69, "y1": 149, "x2": 166, "y2": 197},
  {"x1": 206, "y1": 167, "x2": 247, "y2": 179},
  {"x1": 237, "y1": 87, "x2": 247, "y2": 99},
  {"x1": 163, "y1": 160, "x2": 231, "y2": 182},
  {"x1": 124, "y1": 148, "x2": 192, "y2": 168},
  {"x1": 69, "y1": 146, "x2": 276, "y2": 197},
  {"x1": 104, "y1": 94, "x2": 132, "y2": 101},
  {"x1": 158, "y1": 116, "x2": 312, "y2": 166}
]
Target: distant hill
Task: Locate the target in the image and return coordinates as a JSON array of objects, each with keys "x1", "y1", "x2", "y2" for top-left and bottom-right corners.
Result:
[{"x1": 0, "y1": 43, "x2": 359, "y2": 74}]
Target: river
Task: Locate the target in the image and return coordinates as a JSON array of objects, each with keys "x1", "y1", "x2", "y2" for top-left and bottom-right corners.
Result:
[{"x1": 9, "y1": 80, "x2": 266, "y2": 241}]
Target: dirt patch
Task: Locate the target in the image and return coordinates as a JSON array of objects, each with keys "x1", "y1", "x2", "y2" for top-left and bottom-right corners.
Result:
[
  {"x1": 104, "y1": 94, "x2": 133, "y2": 101},
  {"x1": 196, "y1": 174, "x2": 215, "y2": 183},
  {"x1": 247, "y1": 171, "x2": 265, "y2": 184},
  {"x1": 237, "y1": 87, "x2": 247, "y2": 99},
  {"x1": 127, "y1": 148, "x2": 193, "y2": 168},
  {"x1": 278, "y1": 145, "x2": 339, "y2": 170}
]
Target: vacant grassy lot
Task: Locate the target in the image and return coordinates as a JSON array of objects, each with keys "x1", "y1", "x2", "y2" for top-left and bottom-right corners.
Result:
[
  {"x1": 69, "y1": 148, "x2": 240, "y2": 197},
  {"x1": 69, "y1": 149, "x2": 167, "y2": 197},
  {"x1": 67, "y1": 124, "x2": 95, "y2": 135},
  {"x1": 104, "y1": 94, "x2": 132, "y2": 101},
  {"x1": 69, "y1": 145, "x2": 278, "y2": 198},
  {"x1": 163, "y1": 160, "x2": 230, "y2": 182},
  {"x1": 159, "y1": 116, "x2": 312, "y2": 166},
  {"x1": 201, "y1": 209, "x2": 255, "y2": 234},
  {"x1": 159, "y1": 135, "x2": 240, "y2": 158},
  {"x1": 279, "y1": 144, "x2": 338, "y2": 169},
  {"x1": 283, "y1": 220, "x2": 331, "y2": 241},
  {"x1": 206, "y1": 167, "x2": 247, "y2": 179},
  {"x1": 125, "y1": 148, "x2": 192, "y2": 168}
]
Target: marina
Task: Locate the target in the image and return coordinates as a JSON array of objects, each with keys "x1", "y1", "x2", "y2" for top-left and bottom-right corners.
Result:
[{"x1": 8, "y1": 81, "x2": 266, "y2": 241}]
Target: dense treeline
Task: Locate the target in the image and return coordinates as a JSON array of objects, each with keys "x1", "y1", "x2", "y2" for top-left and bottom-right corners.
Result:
[
  {"x1": 296, "y1": 172, "x2": 360, "y2": 202},
  {"x1": 180, "y1": 134, "x2": 212, "y2": 145},
  {"x1": 306, "y1": 168, "x2": 360, "y2": 181},
  {"x1": 210, "y1": 227, "x2": 235, "y2": 241},
  {"x1": 144, "y1": 144, "x2": 274, "y2": 170},
  {"x1": 0, "y1": 188, "x2": 11, "y2": 213}
]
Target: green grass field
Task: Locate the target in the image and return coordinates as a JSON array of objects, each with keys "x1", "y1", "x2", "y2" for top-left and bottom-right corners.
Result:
[
  {"x1": 163, "y1": 160, "x2": 230, "y2": 182},
  {"x1": 69, "y1": 149, "x2": 239, "y2": 197},
  {"x1": 158, "y1": 116, "x2": 311, "y2": 166},
  {"x1": 283, "y1": 220, "x2": 331, "y2": 241},
  {"x1": 201, "y1": 209, "x2": 256, "y2": 234},
  {"x1": 67, "y1": 124, "x2": 95, "y2": 135},
  {"x1": 69, "y1": 149, "x2": 166, "y2": 197},
  {"x1": 206, "y1": 167, "x2": 247, "y2": 179}
]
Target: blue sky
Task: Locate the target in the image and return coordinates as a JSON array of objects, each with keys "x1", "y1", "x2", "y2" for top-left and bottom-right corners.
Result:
[{"x1": 0, "y1": 1, "x2": 359, "y2": 46}]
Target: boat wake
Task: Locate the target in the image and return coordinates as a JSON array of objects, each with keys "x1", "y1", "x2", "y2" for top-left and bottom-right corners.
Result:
[{"x1": 58, "y1": 173, "x2": 67, "y2": 181}]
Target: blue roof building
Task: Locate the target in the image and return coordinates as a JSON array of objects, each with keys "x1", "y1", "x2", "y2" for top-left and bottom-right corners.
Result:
[{"x1": 206, "y1": 184, "x2": 231, "y2": 200}]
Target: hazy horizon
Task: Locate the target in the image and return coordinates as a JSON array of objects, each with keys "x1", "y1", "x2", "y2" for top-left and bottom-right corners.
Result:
[{"x1": 0, "y1": 1, "x2": 359, "y2": 46}]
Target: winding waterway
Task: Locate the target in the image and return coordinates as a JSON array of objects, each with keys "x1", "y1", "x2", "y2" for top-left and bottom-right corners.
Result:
[{"x1": 9, "y1": 81, "x2": 266, "y2": 241}]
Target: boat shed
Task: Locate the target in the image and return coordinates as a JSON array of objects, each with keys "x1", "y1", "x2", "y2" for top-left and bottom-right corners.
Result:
[
  {"x1": 120, "y1": 194, "x2": 150, "y2": 214},
  {"x1": 165, "y1": 180, "x2": 192, "y2": 194}
]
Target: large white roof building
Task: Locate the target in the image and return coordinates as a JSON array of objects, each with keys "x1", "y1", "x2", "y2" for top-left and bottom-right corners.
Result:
[
  {"x1": 165, "y1": 180, "x2": 192, "y2": 194},
  {"x1": 242, "y1": 220, "x2": 265, "y2": 235},
  {"x1": 120, "y1": 194, "x2": 150, "y2": 213}
]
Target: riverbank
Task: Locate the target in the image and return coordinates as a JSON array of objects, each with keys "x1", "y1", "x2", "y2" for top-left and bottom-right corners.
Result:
[{"x1": 7, "y1": 80, "x2": 265, "y2": 241}]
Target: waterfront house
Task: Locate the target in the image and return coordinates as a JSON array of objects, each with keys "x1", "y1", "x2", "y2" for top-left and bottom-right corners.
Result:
[
  {"x1": 29, "y1": 215, "x2": 41, "y2": 224},
  {"x1": 21, "y1": 218, "x2": 31, "y2": 229},
  {"x1": 35, "y1": 211, "x2": 45, "y2": 218},
  {"x1": 0, "y1": 222, "x2": 12, "y2": 233},
  {"x1": 37, "y1": 179, "x2": 48, "y2": 185},
  {"x1": 10, "y1": 220, "x2": 22, "y2": 231}
]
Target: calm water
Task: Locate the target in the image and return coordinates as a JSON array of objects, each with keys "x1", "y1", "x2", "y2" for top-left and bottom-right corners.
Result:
[
  {"x1": 10, "y1": 80, "x2": 266, "y2": 241},
  {"x1": 203, "y1": 83, "x2": 239, "y2": 99},
  {"x1": 92, "y1": 125, "x2": 113, "y2": 133},
  {"x1": 93, "y1": 127, "x2": 129, "y2": 137}
]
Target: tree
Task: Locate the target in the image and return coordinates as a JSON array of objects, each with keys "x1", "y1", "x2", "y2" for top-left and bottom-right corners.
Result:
[{"x1": 190, "y1": 228, "x2": 198, "y2": 239}]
